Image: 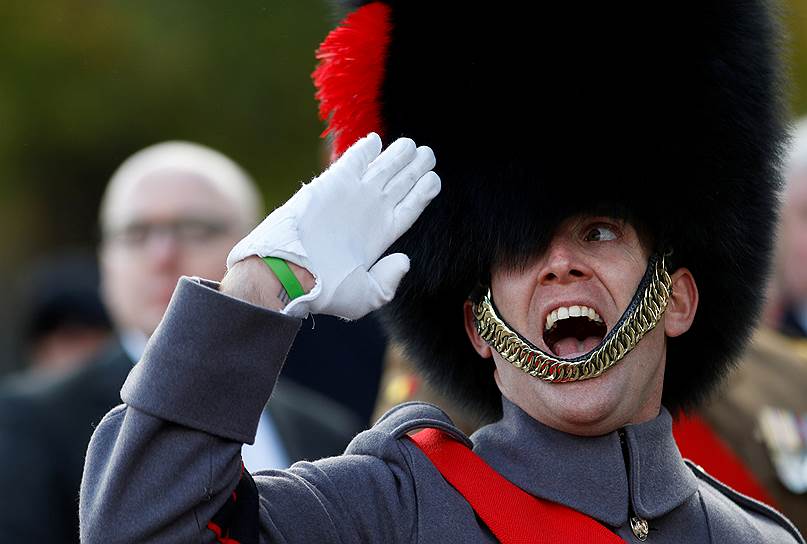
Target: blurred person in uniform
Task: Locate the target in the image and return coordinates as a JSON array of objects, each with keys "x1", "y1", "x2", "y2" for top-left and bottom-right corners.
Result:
[
  {"x1": 0, "y1": 141, "x2": 360, "y2": 543},
  {"x1": 689, "y1": 118, "x2": 807, "y2": 534},
  {"x1": 80, "y1": 2, "x2": 803, "y2": 542}
]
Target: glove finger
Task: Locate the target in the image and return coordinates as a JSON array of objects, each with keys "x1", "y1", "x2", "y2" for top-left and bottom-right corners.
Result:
[
  {"x1": 362, "y1": 137, "x2": 416, "y2": 189},
  {"x1": 334, "y1": 132, "x2": 383, "y2": 176},
  {"x1": 367, "y1": 253, "x2": 411, "y2": 304},
  {"x1": 383, "y1": 146, "x2": 436, "y2": 203},
  {"x1": 393, "y1": 171, "x2": 441, "y2": 237}
]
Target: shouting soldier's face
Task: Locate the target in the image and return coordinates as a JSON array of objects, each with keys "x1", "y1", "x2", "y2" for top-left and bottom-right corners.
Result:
[{"x1": 464, "y1": 215, "x2": 699, "y2": 435}]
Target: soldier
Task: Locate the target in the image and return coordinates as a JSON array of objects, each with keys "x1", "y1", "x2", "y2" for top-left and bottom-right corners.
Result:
[{"x1": 80, "y1": 2, "x2": 802, "y2": 542}]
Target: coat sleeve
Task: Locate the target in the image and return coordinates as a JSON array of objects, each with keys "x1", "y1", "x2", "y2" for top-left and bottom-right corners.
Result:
[{"x1": 79, "y1": 277, "x2": 420, "y2": 544}]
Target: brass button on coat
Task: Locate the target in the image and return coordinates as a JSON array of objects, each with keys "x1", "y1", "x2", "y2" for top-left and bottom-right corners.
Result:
[{"x1": 631, "y1": 516, "x2": 649, "y2": 541}]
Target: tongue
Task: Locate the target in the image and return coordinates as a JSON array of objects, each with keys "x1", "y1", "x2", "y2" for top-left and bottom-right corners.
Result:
[{"x1": 552, "y1": 336, "x2": 601, "y2": 358}]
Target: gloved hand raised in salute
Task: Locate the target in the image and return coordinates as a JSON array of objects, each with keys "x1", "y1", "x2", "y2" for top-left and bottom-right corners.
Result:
[{"x1": 224, "y1": 133, "x2": 440, "y2": 320}]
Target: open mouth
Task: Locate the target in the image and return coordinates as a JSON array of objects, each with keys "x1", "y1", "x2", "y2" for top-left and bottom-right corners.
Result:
[
  {"x1": 473, "y1": 253, "x2": 672, "y2": 382},
  {"x1": 543, "y1": 305, "x2": 608, "y2": 358}
]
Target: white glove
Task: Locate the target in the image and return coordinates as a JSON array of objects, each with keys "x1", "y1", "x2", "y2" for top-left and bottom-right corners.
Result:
[{"x1": 227, "y1": 133, "x2": 441, "y2": 320}]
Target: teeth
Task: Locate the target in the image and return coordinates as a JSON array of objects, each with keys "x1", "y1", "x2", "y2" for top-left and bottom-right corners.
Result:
[{"x1": 545, "y1": 305, "x2": 604, "y2": 330}]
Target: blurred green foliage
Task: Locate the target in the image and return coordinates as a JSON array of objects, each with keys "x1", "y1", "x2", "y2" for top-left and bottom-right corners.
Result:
[
  {"x1": 788, "y1": 0, "x2": 807, "y2": 114},
  {"x1": 0, "y1": 1, "x2": 334, "y2": 267}
]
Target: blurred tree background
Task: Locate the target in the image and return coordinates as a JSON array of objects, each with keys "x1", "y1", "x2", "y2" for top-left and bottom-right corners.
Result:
[
  {"x1": 789, "y1": 0, "x2": 807, "y2": 113},
  {"x1": 0, "y1": 1, "x2": 337, "y2": 371},
  {"x1": 0, "y1": 2, "x2": 805, "y2": 374}
]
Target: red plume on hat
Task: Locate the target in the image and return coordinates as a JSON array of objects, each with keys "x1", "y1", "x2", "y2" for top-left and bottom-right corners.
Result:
[{"x1": 313, "y1": 2, "x2": 391, "y2": 160}]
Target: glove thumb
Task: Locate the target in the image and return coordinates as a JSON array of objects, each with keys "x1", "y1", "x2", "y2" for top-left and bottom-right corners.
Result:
[{"x1": 367, "y1": 253, "x2": 411, "y2": 305}]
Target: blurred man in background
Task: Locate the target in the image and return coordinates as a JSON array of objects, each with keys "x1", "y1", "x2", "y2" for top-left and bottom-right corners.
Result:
[
  {"x1": 98, "y1": 141, "x2": 262, "y2": 358},
  {"x1": 0, "y1": 142, "x2": 361, "y2": 543}
]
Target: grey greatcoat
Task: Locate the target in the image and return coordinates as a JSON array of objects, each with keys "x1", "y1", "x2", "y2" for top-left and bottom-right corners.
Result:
[{"x1": 79, "y1": 278, "x2": 804, "y2": 543}]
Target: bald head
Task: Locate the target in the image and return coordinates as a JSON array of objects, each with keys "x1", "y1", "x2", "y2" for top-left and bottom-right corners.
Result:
[
  {"x1": 100, "y1": 141, "x2": 262, "y2": 235},
  {"x1": 99, "y1": 141, "x2": 264, "y2": 337}
]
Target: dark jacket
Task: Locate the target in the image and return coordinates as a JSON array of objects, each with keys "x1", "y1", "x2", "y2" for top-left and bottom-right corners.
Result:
[
  {"x1": 0, "y1": 335, "x2": 359, "y2": 543},
  {"x1": 80, "y1": 278, "x2": 804, "y2": 543}
]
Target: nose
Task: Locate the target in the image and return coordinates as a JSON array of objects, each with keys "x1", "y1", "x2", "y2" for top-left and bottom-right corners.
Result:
[
  {"x1": 144, "y1": 230, "x2": 181, "y2": 270},
  {"x1": 538, "y1": 240, "x2": 591, "y2": 285}
]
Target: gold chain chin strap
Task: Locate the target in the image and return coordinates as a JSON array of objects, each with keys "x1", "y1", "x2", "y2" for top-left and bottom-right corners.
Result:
[{"x1": 472, "y1": 256, "x2": 672, "y2": 382}]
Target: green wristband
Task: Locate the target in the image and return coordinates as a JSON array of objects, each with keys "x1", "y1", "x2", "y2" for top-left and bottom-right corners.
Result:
[{"x1": 262, "y1": 257, "x2": 306, "y2": 300}]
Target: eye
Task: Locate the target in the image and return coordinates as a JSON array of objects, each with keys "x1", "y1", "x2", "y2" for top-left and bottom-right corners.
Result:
[
  {"x1": 583, "y1": 224, "x2": 618, "y2": 242},
  {"x1": 115, "y1": 223, "x2": 150, "y2": 245},
  {"x1": 175, "y1": 219, "x2": 227, "y2": 242}
]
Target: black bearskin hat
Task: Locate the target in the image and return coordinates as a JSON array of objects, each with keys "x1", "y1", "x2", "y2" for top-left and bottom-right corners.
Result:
[{"x1": 313, "y1": 1, "x2": 786, "y2": 422}]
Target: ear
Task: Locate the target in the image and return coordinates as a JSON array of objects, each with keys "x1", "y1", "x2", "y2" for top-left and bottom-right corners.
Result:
[
  {"x1": 463, "y1": 300, "x2": 493, "y2": 358},
  {"x1": 664, "y1": 267, "x2": 699, "y2": 338}
]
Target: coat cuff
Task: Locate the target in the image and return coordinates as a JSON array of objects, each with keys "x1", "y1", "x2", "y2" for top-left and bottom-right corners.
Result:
[{"x1": 121, "y1": 276, "x2": 301, "y2": 443}]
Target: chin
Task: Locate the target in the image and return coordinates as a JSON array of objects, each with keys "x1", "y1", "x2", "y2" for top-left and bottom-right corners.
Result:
[
  {"x1": 497, "y1": 352, "x2": 656, "y2": 436},
  {"x1": 538, "y1": 378, "x2": 628, "y2": 433}
]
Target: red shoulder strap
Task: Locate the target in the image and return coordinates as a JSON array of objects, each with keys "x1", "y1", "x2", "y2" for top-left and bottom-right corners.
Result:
[{"x1": 409, "y1": 428, "x2": 623, "y2": 544}]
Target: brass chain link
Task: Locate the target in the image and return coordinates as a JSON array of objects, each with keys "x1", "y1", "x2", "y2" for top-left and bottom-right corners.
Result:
[{"x1": 472, "y1": 256, "x2": 672, "y2": 382}]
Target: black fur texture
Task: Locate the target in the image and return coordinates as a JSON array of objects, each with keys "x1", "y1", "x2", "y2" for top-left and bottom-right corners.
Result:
[{"x1": 329, "y1": 1, "x2": 787, "y2": 422}]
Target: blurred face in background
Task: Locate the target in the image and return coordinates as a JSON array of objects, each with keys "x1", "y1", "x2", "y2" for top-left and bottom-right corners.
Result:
[
  {"x1": 780, "y1": 170, "x2": 807, "y2": 303},
  {"x1": 100, "y1": 168, "x2": 255, "y2": 337}
]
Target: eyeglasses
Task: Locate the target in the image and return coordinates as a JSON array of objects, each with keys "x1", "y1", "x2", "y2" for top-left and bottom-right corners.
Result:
[{"x1": 104, "y1": 218, "x2": 233, "y2": 248}]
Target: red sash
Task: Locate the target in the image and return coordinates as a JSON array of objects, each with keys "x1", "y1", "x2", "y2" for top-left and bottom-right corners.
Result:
[{"x1": 410, "y1": 428, "x2": 624, "y2": 544}]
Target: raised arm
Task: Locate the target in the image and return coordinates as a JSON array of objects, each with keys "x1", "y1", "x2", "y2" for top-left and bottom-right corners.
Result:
[{"x1": 80, "y1": 134, "x2": 440, "y2": 543}]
